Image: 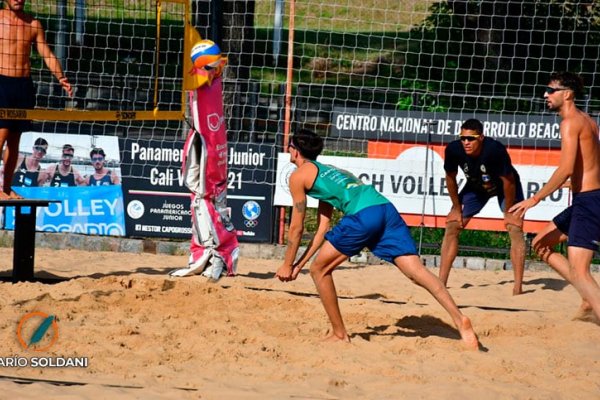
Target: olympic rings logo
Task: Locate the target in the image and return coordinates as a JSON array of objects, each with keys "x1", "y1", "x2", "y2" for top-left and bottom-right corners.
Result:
[{"x1": 244, "y1": 219, "x2": 258, "y2": 228}]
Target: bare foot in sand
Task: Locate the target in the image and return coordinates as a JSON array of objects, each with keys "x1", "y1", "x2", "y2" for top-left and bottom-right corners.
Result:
[
  {"x1": 323, "y1": 330, "x2": 350, "y2": 343},
  {"x1": 513, "y1": 286, "x2": 523, "y2": 296},
  {"x1": 458, "y1": 316, "x2": 480, "y2": 350},
  {"x1": 572, "y1": 303, "x2": 600, "y2": 325}
]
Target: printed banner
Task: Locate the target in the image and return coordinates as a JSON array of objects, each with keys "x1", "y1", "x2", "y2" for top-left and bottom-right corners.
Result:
[
  {"x1": 5, "y1": 185, "x2": 126, "y2": 236},
  {"x1": 329, "y1": 107, "x2": 600, "y2": 149},
  {"x1": 273, "y1": 146, "x2": 570, "y2": 233},
  {"x1": 120, "y1": 137, "x2": 192, "y2": 238},
  {"x1": 121, "y1": 139, "x2": 274, "y2": 242},
  {"x1": 1, "y1": 132, "x2": 125, "y2": 236},
  {"x1": 227, "y1": 143, "x2": 275, "y2": 243}
]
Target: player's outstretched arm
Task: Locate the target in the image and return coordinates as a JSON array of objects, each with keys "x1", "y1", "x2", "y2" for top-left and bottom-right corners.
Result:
[
  {"x1": 291, "y1": 201, "x2": 333, "y2": 279},
  {"x1": 276, "y1": 170, "x2": 308, "y2": 282},
  {"x1": 33, "y1": 19, "x2": 73, "y2": 97},
  {"x1": 37, "y1": 165, "x2": 54, "y2": 186},
  {"x1": 510, "y1": 120, "x2": 577, "y2": 217}
]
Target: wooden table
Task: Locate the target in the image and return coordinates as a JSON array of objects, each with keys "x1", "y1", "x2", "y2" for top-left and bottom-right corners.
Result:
[{"x1": 0, "y1": 199, "x2": 58, "y2": 282}]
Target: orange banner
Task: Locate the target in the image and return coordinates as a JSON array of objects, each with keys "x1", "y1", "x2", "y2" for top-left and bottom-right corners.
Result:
[{"x1": 368, "y1": 141, "x2": 563, "y2": 232}]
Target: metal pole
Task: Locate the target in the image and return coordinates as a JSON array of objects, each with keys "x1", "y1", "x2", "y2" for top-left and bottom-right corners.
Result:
[
  {"x1": 75, "y1": 0, "x2": 86, "y2": 46},
  {"x1": 278, "y1": 0, "x2": 295, "y2": 245},
  {"x1": 210, "y1": 0, "x2": 223, "y2": 45},
  {"x1": 418, "y1": 120, "x2": 438, "y2": 254},
  {"x1": 273, "y1": 0, "x2": 284, "y2": 66},
  {"x1": 55, "y1": 0, "x2": 67, "y2": 62}
]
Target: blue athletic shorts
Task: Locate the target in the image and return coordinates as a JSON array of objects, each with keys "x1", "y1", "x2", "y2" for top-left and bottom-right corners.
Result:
[
  {"x1": 552, "y1": 189, "x2": 600, "y2": 251},
  {"x1": 0, "y1": 75, "x2": 35, "y2": 132},
  {"x1": 459, "y1": 184, "x2": 525, "y2": 218},
  {"x1": 324, "y1": 203, "x2": 417, "y2": 263}
]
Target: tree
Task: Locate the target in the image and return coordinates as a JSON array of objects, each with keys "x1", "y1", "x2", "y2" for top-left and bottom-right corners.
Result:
[{"x1": 408, "y1": 1, "x2": 600, "y2": 111}]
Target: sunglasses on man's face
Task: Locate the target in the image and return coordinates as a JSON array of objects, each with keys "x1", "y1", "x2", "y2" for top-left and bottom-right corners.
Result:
[
  {"x1": 91, "y1": 156, "x2": 104, "y2": 162},
  {"x1": 33, "y1": 146, "x2": 47, "y2": 154},
  {"x1": 545, "y1": 86, "x2": 567, "y2": 94},
  {"x1": 62, "y1": 153, "x2": 74, "y2": 159},
  {"x1": 459, "y1": 136, "x2": 480, "y2": 142}
]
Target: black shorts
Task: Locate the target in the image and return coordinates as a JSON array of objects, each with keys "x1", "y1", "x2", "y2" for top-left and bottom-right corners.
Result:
[
  {"x1": 553, "y1": 189, "x2": 600, "y2": 251},
  {"x1": 0, "y1": 75, "x2": 35, "y2": 132},
  {"x1": 459, "y1": 182, "x2": 525, "y2": 218}
]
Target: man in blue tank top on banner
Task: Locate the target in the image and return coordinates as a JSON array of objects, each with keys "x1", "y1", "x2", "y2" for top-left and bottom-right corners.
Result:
[
  {"x1": 85, "y1": 147, "x2": 120, "y2": 186},
  {"x1": 10, "y1": 136, "x2": 48, "y2": 187},
  {"x1": 40, "y1": 144, "x2": 85, "y2": 187},
  {"x1": 275, "y1": 129, "x2": 479, "y2": 350},
  {"x1": 441, "y1": 118, "x2": 526, "y2": 295}
]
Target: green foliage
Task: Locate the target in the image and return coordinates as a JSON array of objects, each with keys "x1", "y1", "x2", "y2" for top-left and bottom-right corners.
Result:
[
  {"x1": 287, "y1": 207, "x2": 343, "y2": 245},
  {"x1": 31, "y1": 11, "x2": 184, "y2": 80},
  {"x1": 410, "y1": 227, "x2": 513, "y2": 259},
  {"x1": 408, "y1": 0, "x2": 600, "y2": 112},
  {"x1": 396, "y1": 96, "x2": 413, "y2": 110},
  {"x1": 322, "y1": 150, "x2": 366, "y2": 158}
]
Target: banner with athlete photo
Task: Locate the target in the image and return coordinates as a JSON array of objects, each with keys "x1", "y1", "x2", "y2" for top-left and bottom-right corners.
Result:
[
  {"x1": 4, "y1": 185, "x2": 126, "y2": 236},
  {"x1": 1, "y1": 132, "x2": 126, "y2": 236}
]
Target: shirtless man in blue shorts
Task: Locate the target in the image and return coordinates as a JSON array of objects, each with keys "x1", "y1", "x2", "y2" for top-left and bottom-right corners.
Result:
[
  {"x1": 0, "y1": 0, "x2": 72, "y2": 198},
  {"x1": 511, "y1": 71, "x2": 600, "y2": 323},
  {"x1": 440, "y1": 118, "x2": 526, "y2": 295},
  {"x1": 275, "y1": 129, "x2": 479, "y2": 349}
]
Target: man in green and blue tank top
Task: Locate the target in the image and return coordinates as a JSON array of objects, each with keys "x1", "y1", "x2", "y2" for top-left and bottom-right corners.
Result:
[{"x1": 275, "y1": 129, "x2": 479, "y2": 350}]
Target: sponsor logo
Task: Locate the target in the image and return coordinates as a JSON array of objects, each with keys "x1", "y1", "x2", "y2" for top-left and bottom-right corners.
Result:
[
  {"x1": 207, "y1": 113, "x2": 224, "y2": 131},
  {"x1": 116, "y1": 111, "x2": 136, "y2": 120},
  {"x1": 244, "y1": 219, "x2": 258, "y2": 228},
  {"x1": 0, "y1": 109, "x2": 28, "y2": 119},
  {"x1": 242, "y1": 201, "x2": 261, "y2": 220},
  {"x1": 127, "y1": 200, "x2": 145, "y2": 219}
]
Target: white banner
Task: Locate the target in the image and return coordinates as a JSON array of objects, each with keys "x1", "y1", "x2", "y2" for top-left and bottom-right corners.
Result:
[{"x1": 274, "y1": 147, "x2": 569, "y2": 223}]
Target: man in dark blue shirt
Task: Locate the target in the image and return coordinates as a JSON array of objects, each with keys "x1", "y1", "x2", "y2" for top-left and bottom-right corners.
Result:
[{"x1": 441, "y1": 118, "x2": 525, "y2": 295}]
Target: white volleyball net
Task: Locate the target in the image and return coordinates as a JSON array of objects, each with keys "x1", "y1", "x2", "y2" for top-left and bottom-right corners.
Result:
[{"x1": 2, "y1": 1, "x2": 600, "y2": 244}]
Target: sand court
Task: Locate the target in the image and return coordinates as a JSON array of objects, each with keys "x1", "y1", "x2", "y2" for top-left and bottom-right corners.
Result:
[{"x1": 0, "y1": 247, "x2": 599, "y2": 399}]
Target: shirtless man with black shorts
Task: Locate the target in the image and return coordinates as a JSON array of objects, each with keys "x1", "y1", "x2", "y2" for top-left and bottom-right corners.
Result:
[
  {"x1": 0, "y1": 0, "x2": 72, "y2": 198},
  {"x1": 511, "y1": 71, "x2": 600, "y2": 324}
]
